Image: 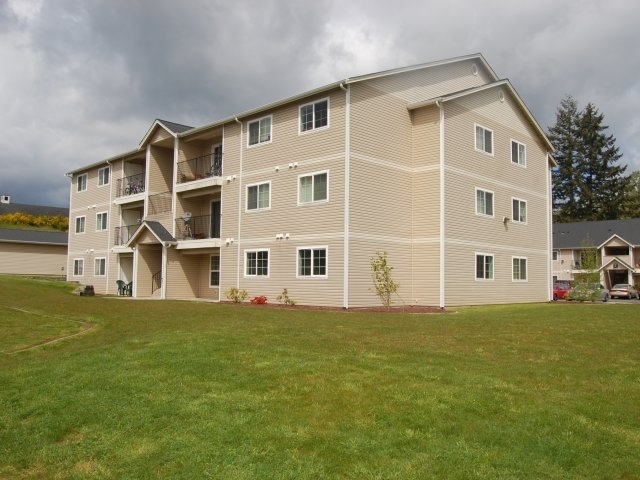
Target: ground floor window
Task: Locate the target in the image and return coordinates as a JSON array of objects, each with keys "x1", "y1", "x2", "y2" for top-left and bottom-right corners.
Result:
[
  {"x1": 513, "y1": 257, "x2": 528, "y2": 281},
  {"x1": 476, "y1": 253, "x2": 494, "y2": 280},
  {"x1": 73, "y1": 259, "x2": 84, "y2": 276},
  {"x1": 94, "y1": 257, "x2": 106, "y2": 276},
  {"x1": 298, "y1": 247, "x2": 327, "y2": 277},
  {"x1": 245, "y1": 249, "x2": 269, "y2": 277},
  {"x1": 210, "y1": 255, "x2": 220, "y2": 286}
]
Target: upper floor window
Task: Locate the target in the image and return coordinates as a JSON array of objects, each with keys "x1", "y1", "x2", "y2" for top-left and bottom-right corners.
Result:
[
  {"x1": 475, "y1": 124, "x2": 493, "y2": 155},
  {"x1": 96, "y1": 212, "x2": 108, "y2": 231},
  {"x1": 552, "y1": 250, "x2": 558, "y2": 261},
  {"x1": 513, "y1": 257, "x2": 528, "y2": 281},
  {"x1": 245, "y1": 249, "x2": 269, "y2": 277},
  {"x1": 75, "y1": 216, "x2": 86, "y2": 234},
  {"x1": 300, "y1": 99, "x2": 328, "y2": 133},
  {"x1": 98, "y1": 166, "x2": 110, "y2": 186},
  {"x1": 299, "y1": 171, "x2": 328, "y2": 204},
  {"x1": 94, "y1": 258, "x2": 106, "y2": 276},
  {"x1": 248, "y1": 115, "x2": 272, "y2": 146},
  {"x1": 512, "y1": 198, "x2": 527, "y2": 224},
  {"x1": 476, "y1": 188, "x2": 494, "y2": 217},
  {"x1": 511, "y1": 140, "x2": 526, "y2": 166},
  {"x1": 298, "y1": 247, "x2": 327, "y2": 277},
  {"x1": 73, "y1": 259, "x2": 84, "y2": 276},
  {"x1": 77, "y1": 174, "x2": 88, "y2": 192},
  {"x1": 476, "y1": 253, "x2": 494, "y2": 280},
  {"x1": 247, "y1": 182, "x2": 270, "y2": 211}
]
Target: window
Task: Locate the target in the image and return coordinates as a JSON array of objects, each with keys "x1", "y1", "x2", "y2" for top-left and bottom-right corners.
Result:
[
  {"x1": 552, "y1": 251, "x2": 558, "y2": 261},
  {"x1": 248, "y1": 115, "x2": 272, "y2": 146},
  {"x1": 476, "y1": 254, "x2": 494, "y2": 280},
  {"x1": 299, "y1": 172, "x2": 328, "y2": 204},
  {"x1": 98, "y1": 166, "x2": 110, "y2": 186},
  {"x1": 245, "y1": 250, "x2": 269, "y2": 277},
  {"x1": 94, "y1": 258, "x2": 106, "y2": 276},
  {"x1": 210, "y1": 255, "x2": 220, "y2": 287},
  {"x1": 77, "y1": 174, "x2": 87, "y2": 192},
  {"x1": 300, "y1": 99, "x2": 328, "y2": 132},
  {"x1": 247, "y1": 182, "x2": 270, "y2": 211},
  {"x1": 73, "y1": 259, "x2": 84, "y2": 276},
  {"x1": 476, "y1": 188, "x2": 494, "y2": 217},
  {"x1": 512, "y1": 198, "x2": 527, "y2": 223},
  {"x1": 96, "y1": 212, "x2": 108, "y2": 231},
  {"x1": 75, "y1": 216, "x2": 86, "y2": 234},
  {"x1": 513, "y1": 257, "x2": 528, "y2": 281},
  {"x1": 298, "y1": 247, "x2": 327, "y2": 277},
  {"x1": 511, "y1": 140, "x2": 526, "y2": 166},
  {"x1": 475, "y1": 124, "x2": 493, "y2": 155}
]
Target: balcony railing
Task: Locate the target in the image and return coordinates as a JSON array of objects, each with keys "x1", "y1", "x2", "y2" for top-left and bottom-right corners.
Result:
[
  {"x1": 148, "y1": 192, "x2": 172, "y2": 215},
  {"x1": 116, "y1": 173, "x2": 146, "y2": 197},
  {"x1": 175, "y1": 214, "x2": 220, "y2": 240},
  {"x1": 177, "y1": 153, "x2": 222, "y2": 184},
  {"x1": 114, "y1": 224, "x2": 141, "y2": 246}
]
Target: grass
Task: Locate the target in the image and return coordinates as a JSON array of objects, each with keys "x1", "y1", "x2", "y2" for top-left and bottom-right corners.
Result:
[{"x1": 0, "y1": 275, "x2": 639, "y2": 479}]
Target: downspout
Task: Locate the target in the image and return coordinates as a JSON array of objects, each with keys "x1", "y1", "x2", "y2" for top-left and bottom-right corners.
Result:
[
  {"x1": 436, "y1": 99, "x2": 445, "y2": 309},
  {"x1": 340, "y1": 82, "x2": 350, "y2": 309},
  {"x1": 547, "y1": 154, "x2": 553, "y2": 301},
  {"x1": 235, "y1": 117, "x2": 243, "y2": 288},
  {"x1": 106, "y1": 160, "x2": 114, "y2": 293}
]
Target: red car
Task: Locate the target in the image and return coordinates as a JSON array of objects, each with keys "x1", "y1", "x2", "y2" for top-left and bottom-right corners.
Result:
[{"x1": 553, "y1": 281, "x2": 573, "y2": 301}]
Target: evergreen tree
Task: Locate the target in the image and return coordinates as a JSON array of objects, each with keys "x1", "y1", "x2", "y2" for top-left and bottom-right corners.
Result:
[
  {"x1": 549, "y1": 97, "x2": 627, "y2": 222},
  {"x1": 621, "y1": 171, "x2": 640, "y2": 219}
]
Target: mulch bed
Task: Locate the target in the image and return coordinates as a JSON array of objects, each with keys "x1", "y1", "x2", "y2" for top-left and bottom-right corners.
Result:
[{"x1": 222, "y1": 301, "x2": 448, "y2": 314}]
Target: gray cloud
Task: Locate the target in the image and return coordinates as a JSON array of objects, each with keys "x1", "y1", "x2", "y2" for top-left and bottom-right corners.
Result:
[{"x1": 1, "y1": 0, "x2": 638, "y2": 207}]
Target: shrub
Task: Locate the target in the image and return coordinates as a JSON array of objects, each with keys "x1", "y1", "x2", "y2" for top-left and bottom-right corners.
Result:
[
  {"x1": 250, "y1": 295, "x2": 268, "y2": 304},
  {"x1": 225, "y1": 287, "x2": 248, "y2": 303},
  {"x1": 276, "y1": 288, "x2": 296, "y2": 306},
  {"x1": 370, "y1": 251, "x2": 399, "y2": 309}
]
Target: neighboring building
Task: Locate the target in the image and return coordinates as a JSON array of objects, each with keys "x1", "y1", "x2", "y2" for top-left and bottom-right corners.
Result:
[
  {"x1": 65, "y1": 53, "x2": 555, "y2": 308},
  {"x1": 552, "y1": 218, "x2": 640, "y2": 288},
  {"x1": 0, "y1": 196, "x2": 68, "y2": 217},
  {"x1": 0, "y1": 229, "x2": 68, "y2": 276}
]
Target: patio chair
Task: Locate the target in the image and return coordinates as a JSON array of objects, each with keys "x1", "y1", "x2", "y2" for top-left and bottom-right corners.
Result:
[
  {"x1": 116, "y1": 280, "x2": 126, "y2": 296},
  {"x1": 125, "y1": 281, "x2": 133, "y2": 297}
]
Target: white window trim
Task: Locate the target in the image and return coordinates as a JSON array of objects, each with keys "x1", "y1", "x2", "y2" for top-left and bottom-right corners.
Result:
[
  {"x1": 475, "y1": 252, "x2": 495, "y2": 281},
  {"x1": 474, "y1": 123, "x2": 494, "y2": 156},
  {"x1": 511, "y1": 139, "x2": 527, "y2": 167},
  {"x1": 75, "y1": 216, "x2": 86, "y2": 234},
  {"x1": 511, "y1": 197, "x2": 528, "y2": 225},
  {"x1": 209, "y1": 255, "x2": 220, "y2": 287},
  {"x1": 512, "y1": 256, "x2": 528, "y2": 282},
  {"x1": 298, "y1": 97, "x2": 330, "y2": 135},
  {"x1": 94, "y1": 257, "x2": 106, "y2": 277},
  {"x1": 96, "y1": 211, "x2": 108, "y2": 232},
  {"x1": 245, "y1": 181, "x2": 271, "y2": 212},
  {"x1": 296, "y1": 246, "x2": 328, "y2": 278},
  {"x1": 475, "y1": 187, "x2": 494, "y2": 218},
  {"x1": 247, "y1": 115, "x2": 273, "y2": 148},
  {"x1": 73, "y1": 258, "x2": 84, "y2": 277},
  {"x1": 77, "y1": 173, "x2": 88, "y2": 192},
  {"x1": 97, "y1": 166, "x2": 110, "y2": 187},
  {"x1": 297, "y1": 170, "x2": 329, "y2": 205},
  {"x1": 244, "y1": 248, "x2": 270, "y2": 278}
]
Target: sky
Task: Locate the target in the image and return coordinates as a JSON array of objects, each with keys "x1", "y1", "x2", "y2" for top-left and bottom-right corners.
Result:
[{"x1": 1, "y1": 0, "x2": 639, "y2": 208}]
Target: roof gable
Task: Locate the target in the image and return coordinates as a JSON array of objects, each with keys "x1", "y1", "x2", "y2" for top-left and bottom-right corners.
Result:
[
  {"x1": 126, "y1": 221, "x2": 175, "y2": 247},
  {"x1": 139, "y1": 119, "x2": 193, "y2": 147}
]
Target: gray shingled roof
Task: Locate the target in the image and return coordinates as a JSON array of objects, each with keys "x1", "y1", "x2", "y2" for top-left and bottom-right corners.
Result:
[
  {"x1": 553, "y1": 218, "x2": 640, "y2": 249},
  {"x1": 0, "y1": 202, "x2": 68, "y2": 217},
  {"x1": 156, "y1": 119, "x2": 193, "y2": 134},
  {"x1": 142, "y1": 221, "x2": 176, "y2": 243},
  {"x1": 0, "y1": 228, "x2": 68, "y2": 245}
]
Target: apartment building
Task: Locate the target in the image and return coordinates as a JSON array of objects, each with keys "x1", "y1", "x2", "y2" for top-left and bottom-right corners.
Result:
[
  {"x1": 66, "y1": 53, "x2": 554, "y2": 308},
  {"x1": 553, "y1": 218, "x2": 640, "y2": 288}
]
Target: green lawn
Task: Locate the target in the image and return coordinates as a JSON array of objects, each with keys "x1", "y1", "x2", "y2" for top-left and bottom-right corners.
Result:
[{"x1": 0, "y1": 276, "x2": 639, "y2": 479}]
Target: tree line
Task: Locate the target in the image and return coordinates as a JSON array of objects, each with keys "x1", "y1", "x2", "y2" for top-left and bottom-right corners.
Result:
[
  {"x1": 0, "y1": 213, "x2": 69, "y2": 232},
  {"x1": 549, "y1": 96, "x2": 639, "y2": 222}
]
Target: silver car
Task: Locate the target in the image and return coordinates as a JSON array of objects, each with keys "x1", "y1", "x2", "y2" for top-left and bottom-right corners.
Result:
[{"x1": 609, "y1": 284, "x2": 639, "y2": 299}]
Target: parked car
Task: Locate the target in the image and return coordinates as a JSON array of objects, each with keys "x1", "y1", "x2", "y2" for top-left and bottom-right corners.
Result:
[
  {"x1": 567, "y1": 283, "x2": 609, "y2": 302},
  {"x1": 552, "y1": 281, "x2": 573, "y2": 301},
  {"x1": 609, "y1": 283, "x2": 639, "y2": 299}
]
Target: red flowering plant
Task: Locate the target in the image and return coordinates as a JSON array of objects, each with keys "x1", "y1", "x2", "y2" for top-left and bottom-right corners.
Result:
[{"x1": 250, "y1": 295, "x2": 268, "y2": 304}]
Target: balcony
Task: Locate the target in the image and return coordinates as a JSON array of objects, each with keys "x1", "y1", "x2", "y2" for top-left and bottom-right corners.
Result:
[
  {"x1": 116, "y1": 173, "x2": 146, "y2": 198},
  {"x1": 177, "y1": 153, "x2": 222, "y2": 184},
  {"x1": 114, "y1": 224, "x2": 140, "y2": 247},
  {"x1": 175, "y1": 214, "x2": 220, "y2": 241}
]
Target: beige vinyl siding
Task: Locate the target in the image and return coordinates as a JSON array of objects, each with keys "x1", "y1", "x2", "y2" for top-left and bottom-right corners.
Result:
[
  {"x1": 0, "y1": 243, "x2": 67, "y2": 276},
  {"x1": 136, "y1": 244, "x2": 162, "y2": 298},
  {"x1": 148, "y1": 145, "x2": 174, "y2": 195},
  {"x1": 440, "y1": 88, "x2": 550, "y2": 305},
  {"x1": 150, "y1": 128, "x2": 172, "y2": 144}
]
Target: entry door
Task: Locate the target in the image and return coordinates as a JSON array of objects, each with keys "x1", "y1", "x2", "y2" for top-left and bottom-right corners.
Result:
[{"x1": 211, "y1": 200, "x2": 221, "y2": 238}]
